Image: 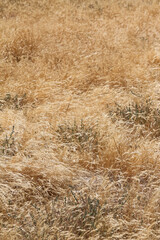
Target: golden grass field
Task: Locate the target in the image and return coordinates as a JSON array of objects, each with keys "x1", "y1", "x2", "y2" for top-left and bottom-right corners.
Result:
[{"x1": 0, "y1": 0, "x2": 160, "y2": 239}]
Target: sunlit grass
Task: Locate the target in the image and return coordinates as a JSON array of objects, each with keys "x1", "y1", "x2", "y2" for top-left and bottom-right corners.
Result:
[{"x1": 0, "y1": 0, "x2": 160, "y2": 239}]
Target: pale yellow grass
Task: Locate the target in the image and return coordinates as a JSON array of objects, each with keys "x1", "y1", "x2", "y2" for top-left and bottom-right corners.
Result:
[{"x1": 0, "y1": 0, "x2": 160, "y2": 239}]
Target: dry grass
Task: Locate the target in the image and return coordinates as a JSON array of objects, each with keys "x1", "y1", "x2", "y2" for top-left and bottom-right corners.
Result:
[{"x1": 0, "y1": 0, "x2": 160, "y2": 239}]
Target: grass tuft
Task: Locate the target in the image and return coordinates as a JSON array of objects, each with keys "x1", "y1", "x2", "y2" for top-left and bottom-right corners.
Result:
[
  {"x1": 110, "y1": 100, "x2": 160, "y2": 137},
  {"x1": 56, "y1": 120, "x2": 99, "y2": 155},
  {"x1": 0, "y1": 126, "x2": 19, "y2": 156},
  {"x1": 3, "y1": 29, "x2": 40, "y2": 62},
  {"x1": 0, "y1": 93, "x2": 27, "y2": 110}
]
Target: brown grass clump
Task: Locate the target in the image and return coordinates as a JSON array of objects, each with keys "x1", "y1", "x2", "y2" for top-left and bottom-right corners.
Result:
[
  {"x1": 2, "y1": 29, "x2": 40, "y2": 62},
  {"x1": 0, "y1": 0, "x2": 160, "y2": 239}
]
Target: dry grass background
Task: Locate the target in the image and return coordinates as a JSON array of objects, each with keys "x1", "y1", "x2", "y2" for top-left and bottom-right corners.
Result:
[{"x1": 0, "y1": 0, "x2": 160, "y2": 239}]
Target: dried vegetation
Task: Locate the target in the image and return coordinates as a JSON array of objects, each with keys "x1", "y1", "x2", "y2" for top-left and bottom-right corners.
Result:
[{"x1": 0, "y1": 0, "x2": 160, "y2": 239}]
